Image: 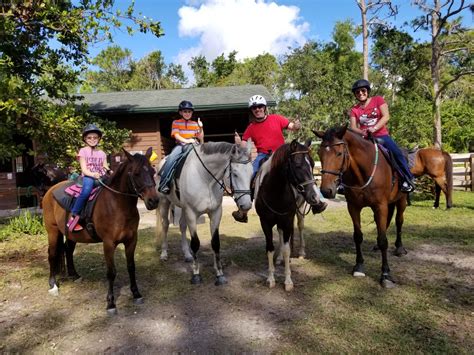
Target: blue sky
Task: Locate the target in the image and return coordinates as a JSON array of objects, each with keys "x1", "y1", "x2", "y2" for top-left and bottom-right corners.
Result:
[{"x1": 88, "y1": 0, "x2": 466, "y2": 73}]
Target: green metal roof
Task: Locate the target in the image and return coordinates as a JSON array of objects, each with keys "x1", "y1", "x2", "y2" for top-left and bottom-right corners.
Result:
[{"x1": 76, "y1": 84, "x2": 276, "y2": 113}]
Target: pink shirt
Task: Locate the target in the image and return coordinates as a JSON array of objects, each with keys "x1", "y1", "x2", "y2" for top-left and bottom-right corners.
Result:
[
  {"x1": 242, "y1": 114, "x2": 289, "y2": 154},
  {"x1": 78, "y1": 147, "x2": 107, "y2": 176},
  {"x1": 350, "y1": 96, "x2": 390, "y2": 137}
]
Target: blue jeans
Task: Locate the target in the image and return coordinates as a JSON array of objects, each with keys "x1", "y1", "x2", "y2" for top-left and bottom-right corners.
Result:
[
  {"x1": 71, "y1": 176, "x2": 95, "y2": 216},
  {"x1": 252, "y1": 152, "x2": 270, "y2": 178},
  {"x1": 378, "y1": 135, "x2": 414, "y2": 182},
  {"x1": 159, "y1": 144, "x2": 191, "y2": 191}
]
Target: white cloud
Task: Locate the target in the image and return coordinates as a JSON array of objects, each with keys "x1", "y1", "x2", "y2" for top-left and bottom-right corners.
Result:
[{"x1": 176, "y1": 0, "x2": 309, "y2": 65}]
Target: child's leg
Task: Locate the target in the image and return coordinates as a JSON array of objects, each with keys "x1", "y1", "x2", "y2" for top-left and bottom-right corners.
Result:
[{"x1": 71, "y1": 176, "x2": 95, "y2": 216}]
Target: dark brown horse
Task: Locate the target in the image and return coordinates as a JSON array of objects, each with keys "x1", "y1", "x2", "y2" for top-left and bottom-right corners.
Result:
[
  {"x1": 410, "y1": 148, "x2": 453, "y2": 209},
  {"x1": 254, "y1": 140, "x2": 323, "y2": 291},
  {"x1": 42, "y1": 148, "x2": 159, "y2": 314},
  {"x1": 30, "y1": 163, "x2": 68, "y2": 202},
  {"x1": 314, "y1": 126, "x2": 408, "y2": 288}
]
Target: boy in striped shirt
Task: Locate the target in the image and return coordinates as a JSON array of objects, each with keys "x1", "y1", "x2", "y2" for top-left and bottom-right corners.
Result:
[{"x1": 158, "y1": 100, "x2": 203, "y2": 194}]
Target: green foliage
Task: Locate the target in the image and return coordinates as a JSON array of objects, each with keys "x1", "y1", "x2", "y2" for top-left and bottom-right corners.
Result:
[
  {"x1": 0, "y1": 211, "x2": 43, "y2": 241},
  {"x1": 0, "y1": 1, "x2": 163, "y2": 162}
]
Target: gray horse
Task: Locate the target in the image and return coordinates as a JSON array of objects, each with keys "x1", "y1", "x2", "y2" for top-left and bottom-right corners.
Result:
[{"x1": 156, "y1": 141, "x2": 253, "y2": 285}]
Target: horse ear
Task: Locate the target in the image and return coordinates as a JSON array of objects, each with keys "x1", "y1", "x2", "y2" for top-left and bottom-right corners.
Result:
[
  {"x1": 312, "y1": 129, "x2": 324, "y2": 139},
  {"x1": 304, "y1": 138, "x2": 312, "y2": 148},
  {"x1": 144, "y1": 147, "x2": 153, "y2": 160},
  {"x1": 290, "y1": 139, "x2": 298, "y2": 151},
  {"x1": 246, "y1": 138, "x2": 253, "y2": 155},
  {"x1": 122, "y1": 148, "x2": 133, "y2": 161},
  {"x1": 335, "y1": 124, "x2": 348, "y2": 139}
]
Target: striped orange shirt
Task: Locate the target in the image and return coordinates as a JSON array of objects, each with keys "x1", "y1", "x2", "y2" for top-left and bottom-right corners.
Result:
[{"x1": 171, "y1": 119, "x2": 201, "y2": 143}]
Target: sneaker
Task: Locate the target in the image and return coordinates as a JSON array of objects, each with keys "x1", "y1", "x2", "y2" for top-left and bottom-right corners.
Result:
[
  {"x1": 67, "y1": 215, "x2": 83, "y2": 232},
  {"x1": 159, "y1": 186, "x2": 170, "y2": 195},
  {"x1": 232, "y1": 210, "x2": 248, "y2": 223},
  {"x1": 311, "y1": 201, "x2": 328, "y2": 214},
  {"x1": 401, "y1": 181, "x2": 414, "y2": 193}
]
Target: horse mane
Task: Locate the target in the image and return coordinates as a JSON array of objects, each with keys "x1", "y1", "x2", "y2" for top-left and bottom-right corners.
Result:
[
  {"x1": 108, "y1": 153, "x2": 148, "y2": 185},
  {"x1": 270, "y1": 143, "x2": 290, "y2": 170},
  {"x1": 200, "y1": 141, "x2": 234, "y2": 155}
]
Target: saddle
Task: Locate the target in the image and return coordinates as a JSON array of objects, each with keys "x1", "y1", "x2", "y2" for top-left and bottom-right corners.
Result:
[
  {"x1": 52, "y1": 178, "x2": 104, "y2": 240},
  {"x1": 374, "y1": 138, "x2": 410, "y2": 186},
  {"x1": 158, "y1": 145, "x2": 194, "y2": 199}
]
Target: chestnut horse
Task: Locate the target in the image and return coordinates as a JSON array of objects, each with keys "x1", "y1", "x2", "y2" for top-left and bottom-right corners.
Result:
[
  {"x1": 42, "y1": 148, "x2": 159, "y2": 314},
  {"x1": 314, "y1": 126, "x2": 408, "y2": 288},
  {"x1": 410, "y1": 148, "x2": 453, "y2": 209},
  {"x1": 254, "y1": 140, "x2": 323, "y2": 291}
]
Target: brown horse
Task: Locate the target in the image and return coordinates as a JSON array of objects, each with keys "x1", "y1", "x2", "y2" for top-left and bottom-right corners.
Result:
[
  {"x1": 410, "y1": 148, "x2": 453, "y2": 209},
  {"x1": 42, "y1": 148, "x2": 159, "y2": 314},
  {"x1": 314, "y1": 126, "x2": 408, "y2": 288}
]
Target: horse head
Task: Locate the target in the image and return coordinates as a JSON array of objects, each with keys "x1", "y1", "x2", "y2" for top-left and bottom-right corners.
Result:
[
  {"x1": 313, "y1": 126, "x2": 348, "y2": 198},
  {"x1": 286, "y1": 139, "x2": 321, "y2": 206},
  {"x1": 120, "y1": 147, "x2": 160, "y2": 210},
  {"x1": 229, "y1": 140, "x2": 253, "y2": 212}
]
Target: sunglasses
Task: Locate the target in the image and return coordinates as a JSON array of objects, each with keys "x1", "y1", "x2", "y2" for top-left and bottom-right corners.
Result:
[
  {"x1": 355, "y1": 88, "x2": 368, "y2": 95},
  {"x1": 251, "y1": 104, "x2": 265, "y2": 110}
]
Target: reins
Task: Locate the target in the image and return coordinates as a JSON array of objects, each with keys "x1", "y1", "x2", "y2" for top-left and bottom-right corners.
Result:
[
  {"x1": 191, "y1": 144, "x2": 252, "y2": 201},
  {"x1": 97, "y1": 171, "x2": 152, "y2": 199}
]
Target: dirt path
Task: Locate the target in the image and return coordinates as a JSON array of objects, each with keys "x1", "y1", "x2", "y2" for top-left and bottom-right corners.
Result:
[{"x1": 1, "y1": 195, "x2": 472, "y2": 353}]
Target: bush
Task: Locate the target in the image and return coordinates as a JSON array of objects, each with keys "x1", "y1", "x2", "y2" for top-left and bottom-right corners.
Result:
[{"x1": 0, "y1": 211, "x2": 44, "y2": 241}]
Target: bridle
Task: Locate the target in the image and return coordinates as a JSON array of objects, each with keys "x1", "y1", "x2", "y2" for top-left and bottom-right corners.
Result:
[
  {"x1": 98, "y1": 166, "x2": 155, "y2": 200},
  {"x1": 192, "y1": 145, "x2": 252, "y2": 203},
  {"x1": 261, "y1": 149, "x2": 316, "y2": 215},
  {"x1": 320, "y1": 138, "x2": 379, "y2": 190}
]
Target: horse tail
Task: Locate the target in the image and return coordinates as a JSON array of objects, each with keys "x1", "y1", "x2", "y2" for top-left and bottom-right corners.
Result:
[{"x1": 443, "y1": 151, "x2": 454, "y2": 207}]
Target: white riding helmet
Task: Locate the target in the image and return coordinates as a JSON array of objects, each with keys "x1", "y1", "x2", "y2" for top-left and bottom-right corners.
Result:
[{"x1": 248, "y1": 95, "x2": 267, "y2": 108}]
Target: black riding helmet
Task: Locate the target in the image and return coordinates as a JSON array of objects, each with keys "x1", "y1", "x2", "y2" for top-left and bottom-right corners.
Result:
[
  {"x1": 82, "y1": 123, "x2": 103, "y2": 140},
  {"x1": 178, "y1": 100, "x2": 194, "y2": 111},
  {"x1": 352, "y1": 79, "x2": 371, "y2": 94}
]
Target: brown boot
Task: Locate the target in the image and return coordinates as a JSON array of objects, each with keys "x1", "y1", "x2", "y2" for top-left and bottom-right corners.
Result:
[
  {"x1": 232, "y1": 210, "x2": 248, "y2": 223},
  {"x1": 311, "y1": 201, "x2": 328, "y2": 214}
]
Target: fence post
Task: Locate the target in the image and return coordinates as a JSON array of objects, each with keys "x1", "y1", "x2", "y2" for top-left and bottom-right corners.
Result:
[{"x1": 470, "y1": 154, "x2": 474, "y2": 191}]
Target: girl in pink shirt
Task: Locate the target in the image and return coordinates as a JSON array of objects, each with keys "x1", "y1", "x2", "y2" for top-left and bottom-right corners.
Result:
[{"x1": 67, "y1": 124, "x2": 109, "y2": 232}]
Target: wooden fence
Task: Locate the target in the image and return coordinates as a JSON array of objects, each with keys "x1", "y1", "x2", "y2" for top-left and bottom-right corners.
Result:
[{"x1": 313, "y1": 153, "x2": 474, "y2": 191}]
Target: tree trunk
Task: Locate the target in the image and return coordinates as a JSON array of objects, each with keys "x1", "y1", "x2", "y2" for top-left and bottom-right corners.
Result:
[
  {"x1": 359, "y1": 0, "x2": 369, "y2": 80},
  {"x1": 430, "y1": 0, "x2": 442, "y2": 149}
]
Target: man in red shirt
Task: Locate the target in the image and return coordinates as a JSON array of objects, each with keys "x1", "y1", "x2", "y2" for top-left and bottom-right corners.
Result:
[{"x1": 232, "y1": 95, "x2": 327, "y2": 222}]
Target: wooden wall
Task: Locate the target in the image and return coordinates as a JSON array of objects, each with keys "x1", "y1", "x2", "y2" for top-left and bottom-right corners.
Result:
[{"x1": 0, "y1": 172, "x2": 18, "y2": 210}]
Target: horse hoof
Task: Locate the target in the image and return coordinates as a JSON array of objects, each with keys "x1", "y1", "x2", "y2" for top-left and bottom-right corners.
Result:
[
  {"x1": 160, "y1": 253, "x2": 168, "y2": 261},
  {"x1": 48, "y1": 284, "x2": 59, "y2": 296},
  {"x1": 184, "y1": 256, "x2": 193, "y2": 263},
  {"x1": 298, "y1": 255, "x2": 306, "y2": 260},
  {"x1": 372, "y1": 244, "x2": 379, "y2": 252},
  {"x1": 267, "y1": 280, "x2": 276, "y2": 288},
  {"x1": 393, "y1": 247, "x2": 407, "y2": 257},
  {"x1": 107, "y1": 308, "x2": 118, "y2": 316},
  {"x1": 352, "y1": 264, "x2": 365, "y2": 277},
  {"x1": 73, "y1": 276, "x2": 83, "y2": 283},
  {"x1": 191, "y1": 274, "x2": 203, "y2": 284},
  {"x1": 133, "y1": 297, "x2": 144, "y2": 305},
  {"x1": 381, "y1": 279, "x2": 396, "y2": 289},
  {"x1": 285, "y1": 283, "x2": 294, "y2": 292},
  {"x1": 215, "y1": 275, "x2": 228, "y2": 286}
]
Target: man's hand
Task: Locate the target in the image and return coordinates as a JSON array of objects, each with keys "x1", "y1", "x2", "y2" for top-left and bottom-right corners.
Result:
[
  {"x1": 292, "y1": 119, "x2": 301, "y2": 130},
  {"x1": 197, "y1": 117, "x2": 203, "y2": 128},
  {"x1": 234, "y1": 131, "x2": 242, "y2": 144}
]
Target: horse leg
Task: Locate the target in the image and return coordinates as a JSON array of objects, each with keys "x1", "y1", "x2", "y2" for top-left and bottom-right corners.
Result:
[
  {"x1": 157, "y1": 200, "x2": 170, "y2": 261},
  {"x1": 433, "y1": 182, "x2": 441, "y2": 209},
  {"x1": 179, "y1": 213, "x2": 193, "y2": 263},
  {"x1": 209, "y1": 207, "x2": 227, "y2": 286},
  {"x1": 259, "y1": 220, "x2": 276, "y2": 288},
  {"x1": 348, "y1": 205, "x2": 365, "y2": 277},
  {"x1": 296, "y1": 212, "x2": 306, "y2": 259},
  {"x1": 103, "y1": 240, "x2": 118, "y2": 314},
  {"x1": 373, "y1": 205, "x2": 395, "y2": 288},
  {"x1": 64, "y1": 239, "x2": 81, "y2": 280},
  {"x1": 47, "y1": 230, "x2": 63, "y2": 296},
  {"x1": 278, "y1": 226, "x2": 294, "y2": 292},
  {"x1": 124, "y1": 234, "x2": 143, "y2": 305},
  {"x1": 185, "y1": 209, "x2": 202, "y2": 284},
  {"x1": 393, "y1": 197, "x2": 408, "y2": 257},
  {"x1": 275, "y1": 230, "x2": 283, "y2": 265}
]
